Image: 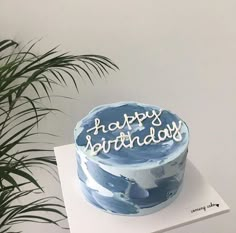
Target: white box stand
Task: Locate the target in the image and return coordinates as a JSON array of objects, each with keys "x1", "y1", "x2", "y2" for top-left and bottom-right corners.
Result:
[{"x1": 54, "y1": 144, "x2": 229, "y2": 233}]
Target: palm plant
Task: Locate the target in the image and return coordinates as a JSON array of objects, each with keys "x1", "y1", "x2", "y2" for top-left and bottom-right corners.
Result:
[{"x1": 0, "y1": 39, "x2": 118, "y2": 232}]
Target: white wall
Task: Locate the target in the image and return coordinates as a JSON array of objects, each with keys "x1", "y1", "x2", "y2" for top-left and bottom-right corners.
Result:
[{"x1": 1, "y1": 0, "x2": 236, "y2": 232}]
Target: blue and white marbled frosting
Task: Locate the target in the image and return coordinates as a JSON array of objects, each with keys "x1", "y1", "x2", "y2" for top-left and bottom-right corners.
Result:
[{"x1": 74, "y1": 102, "x2": 189, "y2": 216}]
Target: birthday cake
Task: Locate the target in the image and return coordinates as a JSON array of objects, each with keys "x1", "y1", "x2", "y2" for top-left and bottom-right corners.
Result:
[{"x1": 74, "y1": 102, "x2": 189, "y2": 216}]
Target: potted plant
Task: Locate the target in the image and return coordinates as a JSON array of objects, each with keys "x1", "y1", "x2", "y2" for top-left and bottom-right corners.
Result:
[{"x1": 0, "y1": 39, "x2": 118, "y2": 232}]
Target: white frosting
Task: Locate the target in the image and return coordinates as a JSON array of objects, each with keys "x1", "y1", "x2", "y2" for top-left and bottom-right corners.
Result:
[
  {"x1": 86, "y1": 110, "x2": 162, "y2": 134},
  {"x1": 84, "y1": 110, "x2": 183, "y2": 156}
]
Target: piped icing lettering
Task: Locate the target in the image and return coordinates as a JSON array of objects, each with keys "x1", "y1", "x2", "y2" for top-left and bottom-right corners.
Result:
[{"x1": 85, "y1": 110, "x2": 183, "y2": 156}]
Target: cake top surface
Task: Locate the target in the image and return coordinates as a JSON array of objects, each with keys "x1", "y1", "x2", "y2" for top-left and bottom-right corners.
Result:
[{"x1": 74, "y1": 102, "x2": 189, "y2": 168}]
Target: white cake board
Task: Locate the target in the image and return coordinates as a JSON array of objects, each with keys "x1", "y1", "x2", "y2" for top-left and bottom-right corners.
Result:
[{"x1": 54, "y1": 144, "x2": 230, "y2": 233}]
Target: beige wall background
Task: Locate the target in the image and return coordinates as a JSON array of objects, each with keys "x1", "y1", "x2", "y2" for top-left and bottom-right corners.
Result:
[{"x1": 0, "y1": 0, "x2": 236, "y2": 232}]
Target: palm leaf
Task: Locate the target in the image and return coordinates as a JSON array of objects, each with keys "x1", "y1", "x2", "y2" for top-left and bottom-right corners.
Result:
[
  {"x1": 0, "y1": 188, "x2": 66, "y2": 231},
  {"x1": 0, "y1": 40, "x2": 18, "y2": 53},
  {"x1": 0, "y1": 39, "x2": 118, "y2": 232}
]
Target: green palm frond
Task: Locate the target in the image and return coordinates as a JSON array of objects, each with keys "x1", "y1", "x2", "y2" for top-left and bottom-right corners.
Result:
[
  {"x1": 0, "y1": 39, "x2": 118, "y2": 231},
  {"x1": 0, "y1": 188, "x2": 66, "y2": 232}
]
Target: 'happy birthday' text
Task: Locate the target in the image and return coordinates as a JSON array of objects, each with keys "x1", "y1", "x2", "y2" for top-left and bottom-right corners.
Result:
[{"x1": 84, "y1": 110, "x2": 183, "y2": 155}]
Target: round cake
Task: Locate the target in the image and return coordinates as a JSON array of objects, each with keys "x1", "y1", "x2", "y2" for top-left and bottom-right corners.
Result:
[{"x1": 74, "y1": 102, "x2": 189, "y2": 216}]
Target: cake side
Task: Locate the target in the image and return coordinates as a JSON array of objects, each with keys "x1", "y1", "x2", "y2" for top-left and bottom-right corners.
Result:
[{"x1": 76, "y1": 149, "x2": 187, "y2": 215}]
